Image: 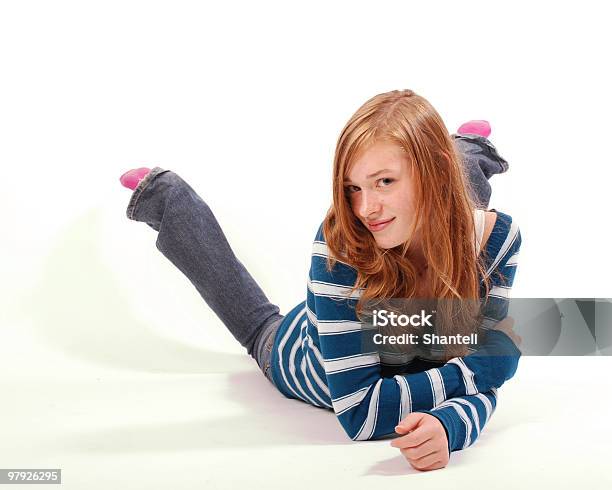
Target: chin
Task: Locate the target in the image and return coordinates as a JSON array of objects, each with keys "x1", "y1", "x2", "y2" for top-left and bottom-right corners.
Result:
[{"x1": 375, "y1": 237, "x2": 402, "y2": 250}]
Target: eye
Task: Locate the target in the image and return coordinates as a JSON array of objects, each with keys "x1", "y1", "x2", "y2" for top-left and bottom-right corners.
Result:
[{"x1": 344, "y1": 178, "x2": 395, "y2": 195}]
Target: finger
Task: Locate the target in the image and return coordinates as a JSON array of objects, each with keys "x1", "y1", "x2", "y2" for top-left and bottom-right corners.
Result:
[
  {"x1": 390, "y1": 427, "x2": 433, "y2": 449},
  {"x1": 495, "y1": 317, "x2": 512, "y2": 328},
  {"x1": 413, "y1": 458, "x2": 445, "y2": 472},
  {"x1": 411, "y1": 450, "x2": 441, "y2": 470},
  {"x1": 506, "y1": 331, "x2": 519, "y2": 343},
  {"x1": 496, "y1": 323, "x2": 521, "y2": 347},
  {"x1": 508, "y1": 332, "x2": 522, "y2": 347},
  {"x1": 497, "y1": 317, "x2": 515, "y2": 331},
  {"x1": 400, "y1": 441, "x2": 436, "y2": 460},
  {"x1": 500, "y1": 324, "x2": 516, "y2": 337},
  {"x1": 395, "y1": 412, "x2": 425, "y2": 433}
]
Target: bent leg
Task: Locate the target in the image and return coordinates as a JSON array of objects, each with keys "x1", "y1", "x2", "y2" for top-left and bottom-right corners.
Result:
[
  {"x1": 452, "y1": 133, "x2": 509, "y2": 209},
  {"x1": 126, "y1": 167, "x2": 284, "y2": 368}
]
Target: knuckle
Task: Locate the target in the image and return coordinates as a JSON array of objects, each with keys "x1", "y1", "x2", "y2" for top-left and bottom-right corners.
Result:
[{"x1": 403, "y1": 447, "x2": 420, "y2": 459}]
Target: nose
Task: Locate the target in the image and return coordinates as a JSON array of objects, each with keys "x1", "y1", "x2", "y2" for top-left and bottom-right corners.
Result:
[{"x1": 358, "y1": 190, "x2": 382, "y2": 220}]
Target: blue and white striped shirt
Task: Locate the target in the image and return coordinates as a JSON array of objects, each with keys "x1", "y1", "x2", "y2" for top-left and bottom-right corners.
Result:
[{"x1": 270, "y1": 209, "x2": 522, "y2": 452}]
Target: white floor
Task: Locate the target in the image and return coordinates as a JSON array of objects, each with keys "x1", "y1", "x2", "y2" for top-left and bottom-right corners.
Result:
[
  {"x1": 1, "y1": 1, "x2": 610, "y2": 487},
  {"x1": 1, "y1": 319, "x2": 611, "y2": 490}
]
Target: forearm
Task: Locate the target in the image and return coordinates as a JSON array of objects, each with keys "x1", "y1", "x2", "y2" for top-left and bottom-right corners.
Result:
[{"x1": 421, "y1": 388, "x2": 498, "y2": 453}]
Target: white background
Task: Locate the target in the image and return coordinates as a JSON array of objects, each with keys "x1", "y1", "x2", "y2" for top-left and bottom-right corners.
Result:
[{"x1": 1, "y1": 1, "x2": 610, "y2": 488}]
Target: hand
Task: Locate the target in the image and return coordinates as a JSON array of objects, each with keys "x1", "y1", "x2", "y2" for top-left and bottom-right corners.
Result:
[
  {"x1": 390, "y1": 412, "x2": 450, "y2": 471},
  {"x1": 494, "y1": 316, "x2": 522, "y2": 348}
]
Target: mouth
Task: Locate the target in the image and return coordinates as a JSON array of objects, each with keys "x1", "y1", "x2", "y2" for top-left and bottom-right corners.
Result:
[{"x1": 367, "y1": 217, "x2": 395, "y2": 232}]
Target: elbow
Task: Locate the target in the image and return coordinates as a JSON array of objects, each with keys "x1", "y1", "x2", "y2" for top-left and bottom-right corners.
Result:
[
  {"x1": 489, "y1": 354, "x2": 521, "y2": 389},
  {"x1": 336, "y1": 419, "x2": 395, "y2": 442},
  {"x1": 332, "y1": 409, "x2": 370, "y2": 441},
  {"x1": 334, "y1": 411, "x2": 392, "y2": 441},
  {"x1": 336, "y1": 417, "x2": 363, "y2": 441},
  {"x1": 503, "y1": 353, "x2": 521, "y2": 382}
]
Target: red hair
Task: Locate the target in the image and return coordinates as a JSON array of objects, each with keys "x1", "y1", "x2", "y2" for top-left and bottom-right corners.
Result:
[{"x1": 322, "y1": 89, "x2": 498, "y2": 359}]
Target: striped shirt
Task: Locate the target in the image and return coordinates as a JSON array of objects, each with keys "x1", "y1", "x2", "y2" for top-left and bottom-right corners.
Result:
[{"x1": 270, "y1": 209, "x2": 522, "y2": 452}]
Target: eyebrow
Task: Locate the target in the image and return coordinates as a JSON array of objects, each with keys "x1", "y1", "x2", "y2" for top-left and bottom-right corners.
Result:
[{"x1": 343, "y1": 168, "x2": 394, "y2": 185}]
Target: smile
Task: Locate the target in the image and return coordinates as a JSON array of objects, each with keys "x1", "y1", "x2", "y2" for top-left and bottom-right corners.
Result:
[{"x1": 367, "y1": 218, "x2": 395, "y2": 232}]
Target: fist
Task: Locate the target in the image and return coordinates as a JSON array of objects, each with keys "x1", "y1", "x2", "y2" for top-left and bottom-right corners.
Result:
[
  {"x1": 494, "y1": 316, "x2": 522, "y2": 349},
  {"x1": 390, "y1": 412, "x2": 450, "y2": 471}
]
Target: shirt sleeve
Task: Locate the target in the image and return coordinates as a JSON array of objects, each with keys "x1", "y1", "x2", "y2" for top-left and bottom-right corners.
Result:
[
  {"x1": 418, "y1": 222, "x2": 522, "y2": 453},
  {"x1": 424, "y1": 388, "x2": 499, "y2": 454},
  {"x1": 309, "y1": 219, "x2": 522, "y2": 441}
]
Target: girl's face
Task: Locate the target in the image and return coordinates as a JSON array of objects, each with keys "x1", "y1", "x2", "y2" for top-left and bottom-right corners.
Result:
[{"x1": 344, "y1": 140, "x2": 420, "y2": 250}]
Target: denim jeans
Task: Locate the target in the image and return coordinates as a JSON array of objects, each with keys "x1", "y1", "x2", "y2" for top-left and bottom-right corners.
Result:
[
  {"x1": 451, "y1": 133, "x2": 509, "y2": 208},
  {"x1": 126, "y1": 167, "x2": 284, "y2": 385},
  {"x1": 125, "y1": 133, "x2": 508, "y2": 387}
]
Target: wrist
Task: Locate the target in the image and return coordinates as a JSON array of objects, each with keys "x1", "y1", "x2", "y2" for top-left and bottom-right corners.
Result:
[{"x1": 421, "y1": 410, "x2": 452, "y2": 456}]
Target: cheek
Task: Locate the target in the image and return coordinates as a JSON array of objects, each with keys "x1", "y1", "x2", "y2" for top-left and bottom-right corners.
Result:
[
  {"x1": 384, "y1": 193, "x2": 404, "y2": 212},
  {"x1": 395, "y1": 189, "x2": 416, "y2": 211}
]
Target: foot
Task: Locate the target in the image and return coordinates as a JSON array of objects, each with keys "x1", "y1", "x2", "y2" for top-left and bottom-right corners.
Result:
[
  {"x1": 120, "y1": 167, "x2": 151, "y2": 190},
  {"x1": 457, "y1": 120, "x2": 491, "y2": 139}
]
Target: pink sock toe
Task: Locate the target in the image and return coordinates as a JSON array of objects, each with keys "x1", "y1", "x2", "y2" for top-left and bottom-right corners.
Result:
[
  {"x1": 120, "y1": 167, "x2": 151, "y2": 190},
  {"x1": 457, "y1": 120, "x2": 491, "y2": 138}
]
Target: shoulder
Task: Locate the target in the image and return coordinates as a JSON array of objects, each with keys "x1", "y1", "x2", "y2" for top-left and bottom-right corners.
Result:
[
  {"x1": 483, "y1": 209, "x2": 522, "y2": 270},
  {"x1": 314, "y1": 221, "x2": 326, "y2": 242},
  {"x1": 480, "y1": 211, "x2": 497, "y2": 253},
  {"x1": 311, "y1": 220, "x2": 359, "y2": 286}
]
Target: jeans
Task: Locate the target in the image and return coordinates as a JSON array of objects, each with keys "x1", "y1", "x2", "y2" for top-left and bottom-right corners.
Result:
[
  {"x1": 126, "y1": 167, "x2": 284, "y2": 385},
  {"x1": 125, "y1": 133, "x2": 508, "y2": 387},
  {"x1": 451, "y1": 133, "x2": 509, "y2": 208}
]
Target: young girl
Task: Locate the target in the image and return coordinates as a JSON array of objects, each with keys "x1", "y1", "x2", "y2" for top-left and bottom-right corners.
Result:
[{"x1": 120, "y1": 89, "x2": 522, "y2": 471}]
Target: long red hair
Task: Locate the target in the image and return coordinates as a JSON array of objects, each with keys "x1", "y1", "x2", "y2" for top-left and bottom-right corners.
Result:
[{"x1": 322, "y1": 89, "x2": 496, "y2": 358}]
